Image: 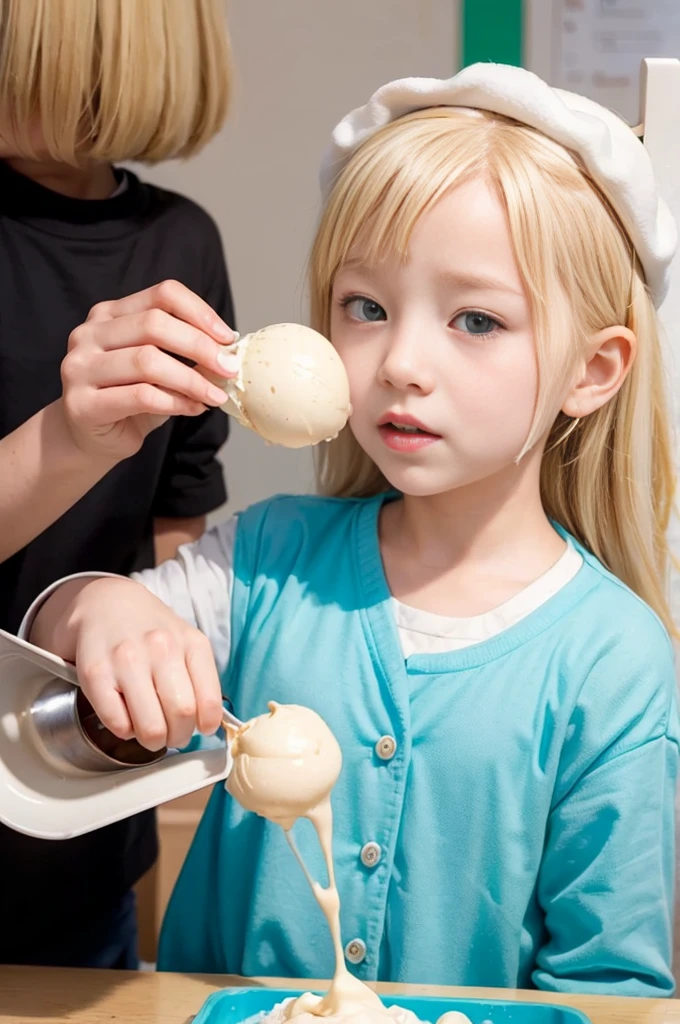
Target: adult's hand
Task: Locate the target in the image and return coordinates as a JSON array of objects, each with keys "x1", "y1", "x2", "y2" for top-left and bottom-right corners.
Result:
[{"x1": 61, "y1": 279, "x2": 239, "y2": 459}]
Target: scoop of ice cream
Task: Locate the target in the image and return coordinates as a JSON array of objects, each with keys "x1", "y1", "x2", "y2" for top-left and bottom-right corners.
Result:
[
  {"x1": 226, "y1": 702, "x2": 342, "y2": 829},
  {"x1": 213, "y1": 323, "x2": 351, "y2": 448}
]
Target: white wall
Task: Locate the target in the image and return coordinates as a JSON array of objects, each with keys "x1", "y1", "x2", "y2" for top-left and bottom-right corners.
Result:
[{"x1": 135, "y1": 0, "x2": 459, "y2": 522}]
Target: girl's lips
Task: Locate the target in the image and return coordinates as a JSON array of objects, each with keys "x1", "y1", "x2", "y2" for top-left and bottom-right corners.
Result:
[
  {"x1": 378, "y1": 411, "x2": 433, "y2": 432},
  {"x1": 378, "y1": 423, "x2": 441, "y2": 452}
]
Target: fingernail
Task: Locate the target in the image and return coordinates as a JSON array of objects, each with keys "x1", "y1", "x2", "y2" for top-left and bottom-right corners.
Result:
[
  {"x1": 209, "y1": 383, "x2": 228, "y2": 404},
  {"x1": 213, "y1": 319, "x2": 235, "y2": 341},
  {"x1": 217, "y1": 347, "x2": 241, "y2": 373}
]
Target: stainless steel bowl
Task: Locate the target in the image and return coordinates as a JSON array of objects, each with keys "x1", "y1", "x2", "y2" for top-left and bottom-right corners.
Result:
[{"x1": 27, "y1": 677, "x2": 166, "y2": 777}]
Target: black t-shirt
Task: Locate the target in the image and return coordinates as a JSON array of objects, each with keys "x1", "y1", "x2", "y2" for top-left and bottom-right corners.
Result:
[{"x1": 0, "y1": 162, "x2": 233, "y2": 963}]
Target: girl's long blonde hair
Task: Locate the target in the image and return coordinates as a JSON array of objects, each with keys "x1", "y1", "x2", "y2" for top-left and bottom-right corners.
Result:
[
  {"x1": 311, "y1": 108, "x2": 676, "y2": 633},
  {"x1": 0, "y1": 0, "x2": 232, "y2": 164}
]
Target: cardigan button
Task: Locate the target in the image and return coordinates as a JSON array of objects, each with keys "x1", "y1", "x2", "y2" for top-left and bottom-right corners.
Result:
[
  {"x1": 375, "y1": 735, "x2": 397, "y2": 760},
  {"x1": 360, "y1": 841, "x2": 382, "y2": 868},
  {"x1": 345, "y1": 938, "x2": 367, "y2": 965}
]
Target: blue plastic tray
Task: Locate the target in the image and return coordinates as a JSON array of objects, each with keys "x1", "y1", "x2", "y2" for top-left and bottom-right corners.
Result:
[{"x1": 192, "y1": 987, "x2": 592, "y2": 1024}]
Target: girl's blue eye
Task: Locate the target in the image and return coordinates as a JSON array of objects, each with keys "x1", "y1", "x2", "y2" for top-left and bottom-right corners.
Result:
[
  {"x1": 344, "y1": 297, "x2": 387, "y2": 322},
  {"x1": 452, "y1": 311, "x2": 501, "y2": 335}
]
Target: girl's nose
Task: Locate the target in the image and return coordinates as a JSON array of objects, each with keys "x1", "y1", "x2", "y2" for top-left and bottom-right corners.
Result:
[{"x1": 377, "y1": 330, "x2": 436, "y2": 394}]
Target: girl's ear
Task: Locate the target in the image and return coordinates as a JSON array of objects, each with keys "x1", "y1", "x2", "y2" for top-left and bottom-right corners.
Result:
[{"x1": 562, "y1": 326, "x2": 637, "y2": 418}]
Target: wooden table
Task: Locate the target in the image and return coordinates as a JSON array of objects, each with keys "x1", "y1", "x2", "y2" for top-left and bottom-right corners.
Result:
[{"x1": 1, "y1": 967, "x2": 680, "y2": 1023}]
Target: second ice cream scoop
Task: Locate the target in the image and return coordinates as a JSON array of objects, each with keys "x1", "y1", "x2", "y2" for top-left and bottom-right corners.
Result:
[{"x1": 226, "y1": 701, "x2": 342, "y2": 831}]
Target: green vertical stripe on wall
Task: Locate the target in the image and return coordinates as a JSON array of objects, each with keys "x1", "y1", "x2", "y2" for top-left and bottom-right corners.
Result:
[{"x1": 461, "y1": 0, "x2": 523, "y2": 68}]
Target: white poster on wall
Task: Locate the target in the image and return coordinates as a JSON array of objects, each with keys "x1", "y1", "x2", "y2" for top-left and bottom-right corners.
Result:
[{"x1": 552, "y1": 0, "x2": 680, "y2": 122}]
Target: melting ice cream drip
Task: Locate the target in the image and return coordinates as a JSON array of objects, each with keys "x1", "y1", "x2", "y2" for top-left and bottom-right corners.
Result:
[{"x1": 225, "y1": 702, "x2": 471, "y2": 1024}]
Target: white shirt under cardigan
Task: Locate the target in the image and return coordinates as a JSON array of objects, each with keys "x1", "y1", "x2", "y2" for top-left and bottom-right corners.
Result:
[
  {"x1": 19, "y1": 514, "x2": 583, "y2": 662},
  {"x1": 133, "y1": 516, "x2": 582, "y2": 660}
]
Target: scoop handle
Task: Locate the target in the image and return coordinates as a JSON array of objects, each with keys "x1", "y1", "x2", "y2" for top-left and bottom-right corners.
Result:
[{"x1": 221, "y1": 707, "x2": 243, "y2": 732}]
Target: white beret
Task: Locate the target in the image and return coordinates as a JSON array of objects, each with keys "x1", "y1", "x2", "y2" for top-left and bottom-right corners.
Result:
[{"x1": 320, "y1": 62, "x2": 677, "y2": 308}]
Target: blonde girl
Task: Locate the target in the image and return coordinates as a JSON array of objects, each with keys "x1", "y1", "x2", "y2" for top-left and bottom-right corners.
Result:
[{"x1": 25, "y1": 64, "x2": 679, "y2": 995}]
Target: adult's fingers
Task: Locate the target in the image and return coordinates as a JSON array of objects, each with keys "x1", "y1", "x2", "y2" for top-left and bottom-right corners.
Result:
[
  {"x1": 113, "y1": 638, "x2": 170, "y2": 751},
  {"x1": 184, "y1": 632, "x2": 224, "y2": 736},
  {"x1": 66, "y1": 382, "x2": 210, "y2": 426},
  {"x1": 86, "y1": 279, "x2": 235, "y2": 344},
  {"x1": 75, "y1": 346, "x2": 229, "y2": 407},
  {"x1": 76, "y1": 635, "x2": 135, "y2": 740},
  {"x1": 152, "y1": 656, "x2": 198, "y2": 751},
  {"x1": 69, "y1": 308, "x2": 240, "y2": 380}
]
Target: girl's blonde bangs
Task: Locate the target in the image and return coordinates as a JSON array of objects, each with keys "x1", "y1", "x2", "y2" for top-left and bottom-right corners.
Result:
[
  {"x1": 0, "y1": 0, "x2": 232, "y2": 165},
  {"x1": 313, "y1": 111, "x2": 486, "y2": 290}
]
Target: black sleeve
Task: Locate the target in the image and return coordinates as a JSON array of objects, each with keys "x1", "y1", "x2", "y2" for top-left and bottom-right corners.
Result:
[{"x1": 152, "y1": 218, "x2": 234, "y2": 519}]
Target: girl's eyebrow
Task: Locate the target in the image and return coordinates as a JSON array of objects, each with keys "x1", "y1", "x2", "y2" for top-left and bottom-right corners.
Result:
[
  {"x1": 338, "y1": 256, "x2": 372, "y2": 271},
  {"x1": 436, "y1": 268, "x2": 525, "y2": 297},
  {"x1": 338, "y1": 260, "x2": 525, "y2": 299}
]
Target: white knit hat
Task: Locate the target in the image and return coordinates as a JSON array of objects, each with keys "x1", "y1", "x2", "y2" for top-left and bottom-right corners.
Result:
[{"x1": 320, "y1": 62, "x2": 677, "y2": 308}]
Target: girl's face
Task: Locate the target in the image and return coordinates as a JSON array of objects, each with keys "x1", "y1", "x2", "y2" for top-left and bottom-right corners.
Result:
[{"x1": 331, "y1": 177, "x2": 547, "y2": 498}]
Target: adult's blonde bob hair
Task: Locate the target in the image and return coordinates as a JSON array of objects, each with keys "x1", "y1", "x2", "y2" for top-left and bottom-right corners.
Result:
[
  {"x1": 311, "y1": 108, "x2": 676, "y2": 633},
  {"x1": 0, "y1": 0, "x2": 232, "y2": 164}
]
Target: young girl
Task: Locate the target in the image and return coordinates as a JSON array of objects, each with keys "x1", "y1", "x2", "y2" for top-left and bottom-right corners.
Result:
[
  {"x1": 0, "y1": 0, "x2": 237, "y2": 970},
  {"x1": 26, "y1": 64, "x2": 679, "y2": 995}
]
